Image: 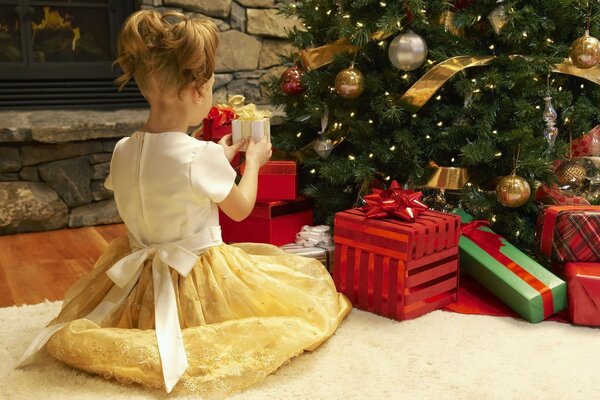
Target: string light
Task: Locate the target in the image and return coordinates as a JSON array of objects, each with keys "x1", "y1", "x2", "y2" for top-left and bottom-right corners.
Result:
[
  {"x1": 385, "y1": 91, "x2": 390, "y2": 96},
  {"x1": 535, "y1": 105, "x2": 540, "y2": 109},
  {"x1": 473, "y1": 89, "x2": 481, "y2": 93},
  {"x1": 378, "y1": 41, "x2": 386, "y2": 47},
  {"x1": 492, "y1": 215, "x2": 497, "y2": 222},
  {"x1": 516, "y1": 230, "x2": 520, "y2": 236},
  {"x1": 350, "y1": 112, "x2": 355, "y2": 117},
  {"x1": 389, "y1": 145, "x2": 396, "y2": 151},
  {"x1": 326, "y1": 10, "x2": 332, "y2": 15},
  {"x1": 581, "y1": 84, "x2": 585, "y2": 89},
  {"x1": 559, "y1": 86, "x2": 563, "y2": 91},
  {"x1": 533, "y1": 77, "x2": 539, "y2": 81},
  {"x1": 380, "y1": 1, "x2": 386, "y2": 6},
  {"x1": 343, "y1": 14, "x2": 350, "y2": 18},
  {"x1": 412, "y1": 114, "x2": 417, "y2": 118},
  {"x1": 437, "y1": 121, "x2": 443, "y2": 126},
  {"x1": 492, "y1": 130, "x2": 498, "y2": 134},
  {"x1": 546, "y1": 38, "x2": 554, "y2": 43},
  {"x1": 522, "y1": 32, "x2": 528, "y2": 37},
  {"x1": 427, "y1": 59, "x2": 434, "y2": 65},
  {"x1": 369, "y1": 153, "x2": 374, "y2": 158},
  {"x1": 451, "y1": 157, "x2": 455, "y2": 163},
  {"x1": 477, "y1": 15, "x2": 482, "y2": 21},
  {"x1": 296, "y1": 132, "x2": 302, "y2": 137},
  {"x1": 471, "y1": 79, "x2": 477, "y2": 83},
  {"x1": 489, "y1": 44, "x2": 495, "y2": 50},
  {"x1": 310, "y1": 168, "x2": 316, "y2": 174},
  {"x1": 435, "y1": 95, "x2": 442, "y2": 100},
  {"x1": 564, "y1": 117, "x2": 570, "y2": 123},
  {"x1": 356, "y1": 22, "x2": 364, "y2": 27},
  {"x1": 368, "y1": 119, "x2": 373, "y2": 124},
  {"x1": 466, "y1": 182, "x2": 473, "y2": 187},
  {"x1": 425, "y1": 135, "x2": 431, "y2": 139},
  {"x1": 314, "y1": 6, "x2": 318, "y2": 10},
  {"x1": 348, "y1": 155, "x2": 355, "y2": 160},
  {"x1": 495, "y1": 151, "x2": 502, "y2": 157},
  {"x1": 385, "y1": 176, "x2": 391, "y2": 181},
  {"x1": 402, "y1": 74, "x2": 409, "y2": 79}
]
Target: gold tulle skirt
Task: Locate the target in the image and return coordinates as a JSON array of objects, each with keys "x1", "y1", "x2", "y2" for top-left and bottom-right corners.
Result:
[{"x1": 44, "y1": 237, "x2": 351, "y2": 395}]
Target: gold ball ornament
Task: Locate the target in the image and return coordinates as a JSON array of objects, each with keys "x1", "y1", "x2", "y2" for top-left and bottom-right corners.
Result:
[
  {"x1": 556, "y1": 160, "x2": 587, "y2": 185},
  {"x1": 495, "y1": 174, "x2": 531, "y2": 208},
  {"x1": 335, "y1": 65, "x2": 365, "y2": 99},
  {"x1": 569, "y1": 31, "x2": 600, "y2": 69}
]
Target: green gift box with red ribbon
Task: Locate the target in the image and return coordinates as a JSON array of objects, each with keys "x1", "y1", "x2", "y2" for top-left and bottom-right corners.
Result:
[{"x1": 455, "y1": 209, "x2": 566, "y2": 323}]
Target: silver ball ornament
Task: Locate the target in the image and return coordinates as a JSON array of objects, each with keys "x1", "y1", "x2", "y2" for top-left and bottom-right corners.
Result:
[{"x1": 388, "y1": 31, "x2": 428, "y2": 71}]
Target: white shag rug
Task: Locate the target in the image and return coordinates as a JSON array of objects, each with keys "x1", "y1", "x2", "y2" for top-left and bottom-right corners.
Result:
[{"x1": 2, "y1": 301, "x2": 599, "y2": 400}]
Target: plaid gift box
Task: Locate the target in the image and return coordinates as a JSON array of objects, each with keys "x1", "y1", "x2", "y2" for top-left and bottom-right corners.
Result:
[
  {"x1": 535, "y1": 184, "x2": 590, "y2": 206},
  {"x1": 538, "y1": 206, "x2": 600, "y2": 264}
]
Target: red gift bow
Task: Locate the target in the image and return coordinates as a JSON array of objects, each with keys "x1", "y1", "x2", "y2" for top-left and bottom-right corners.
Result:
[
  {"x1": 206, "y1": 106, "x2": 237, "y2": 128},
  {"x1": 361, "y1": 180, "x2": 428, "y2": 222},
  {"x1": 461, "y1": 219, "x2": 555, "y2": 318}
]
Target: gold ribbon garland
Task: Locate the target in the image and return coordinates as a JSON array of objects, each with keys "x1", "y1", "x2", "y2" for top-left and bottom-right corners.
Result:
[
  {"x1": 397, "y1": 56, "x2": 496, "y2": 113},
  {"x1": 397, "y1": 56, "x2": 600, "y2": 112},
  {"x1": 300, "y1": 31, "x2": 392, "y2": 71}
]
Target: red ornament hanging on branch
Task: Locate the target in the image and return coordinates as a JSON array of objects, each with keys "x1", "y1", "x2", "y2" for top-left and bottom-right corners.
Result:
[{"x1": 280, "y1": 65, "x2": 306, "y2": 95}]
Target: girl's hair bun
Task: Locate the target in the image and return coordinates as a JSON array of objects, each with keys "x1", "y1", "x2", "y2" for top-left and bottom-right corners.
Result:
[{"x1": 114, "y1": 9, "x2": 218, "y2": 97}]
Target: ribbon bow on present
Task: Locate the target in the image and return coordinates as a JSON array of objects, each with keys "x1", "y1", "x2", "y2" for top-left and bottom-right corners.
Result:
[
  {"x1": 295, "y1": 225, "x2": 331, "y2": 247},
  {"x1": 362, "y1": 180, "x2": 428, "y2": 222},
  {"x1": 206, "y1": 105, "x2": 236, "y2": 128},
  {"x1": 226, "y1": 95, "x2": 272, "y2": 121}
]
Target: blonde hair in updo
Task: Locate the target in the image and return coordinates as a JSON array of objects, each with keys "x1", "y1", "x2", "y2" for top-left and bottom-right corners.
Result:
[{"x1": 114, "y1": 9, "x2": 218, "y2": 97}]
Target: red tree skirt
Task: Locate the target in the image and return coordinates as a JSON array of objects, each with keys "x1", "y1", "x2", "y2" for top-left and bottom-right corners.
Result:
[{"x1": 442, "y1": 274, "x2": 569, "y2": 323}]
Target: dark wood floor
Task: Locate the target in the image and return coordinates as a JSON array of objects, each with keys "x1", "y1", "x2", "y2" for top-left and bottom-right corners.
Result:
[{"x1": 0, "y1": 224, "x2": 126, "y2": 307}]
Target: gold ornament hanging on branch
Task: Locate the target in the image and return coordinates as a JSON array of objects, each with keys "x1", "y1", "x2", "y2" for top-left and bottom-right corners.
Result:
[
  {"x1": 495, "y1": 146, "x2": 531, "y2": 208},
  {"x1": 335, "y1": 63, "x2": 365, "y2": 99},
  {"x1": 496, "y1": 174, "x2": 531, "y2": 207}
]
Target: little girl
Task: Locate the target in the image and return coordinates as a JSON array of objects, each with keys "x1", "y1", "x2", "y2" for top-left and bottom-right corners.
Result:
[{"x1": 18, "y1": 9, "x2": 350, "y2": 396}]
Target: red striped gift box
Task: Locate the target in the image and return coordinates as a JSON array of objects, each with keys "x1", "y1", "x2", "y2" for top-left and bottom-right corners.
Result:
[{"x1": 333, "y1": 209, "x2": 461, "y2": 321}]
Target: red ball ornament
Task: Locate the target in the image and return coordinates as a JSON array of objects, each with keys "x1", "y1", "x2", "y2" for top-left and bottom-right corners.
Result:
[{"x1": 280, "y1": 65, "x2": 305, "y2": 95}]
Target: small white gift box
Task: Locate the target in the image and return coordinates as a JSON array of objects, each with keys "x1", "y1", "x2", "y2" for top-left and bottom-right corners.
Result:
[{"x1": 232, "y1": 118, "x2": 271, "y2": 151}]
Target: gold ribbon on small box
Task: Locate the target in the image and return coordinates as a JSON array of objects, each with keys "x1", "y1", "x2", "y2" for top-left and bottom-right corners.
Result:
[{"x1": 229, "y1": 95, "x2": 272, "y2": 150}]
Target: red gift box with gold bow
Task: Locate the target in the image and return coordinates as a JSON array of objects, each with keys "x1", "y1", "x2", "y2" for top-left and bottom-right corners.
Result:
[{"x1": 333, "y1": 181, "x2": 461, "y2": 321}]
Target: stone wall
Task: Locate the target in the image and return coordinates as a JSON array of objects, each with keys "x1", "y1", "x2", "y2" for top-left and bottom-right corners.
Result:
[
  {"x1": 0, "y1": 110, "x2": 148, "y2": 234},
  {"x1": 0, "y1": 1, "x2": 296, "y2": 235}
]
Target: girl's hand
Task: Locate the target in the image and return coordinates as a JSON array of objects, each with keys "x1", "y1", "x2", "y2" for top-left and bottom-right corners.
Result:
[
  {"x1": 245, "y1": 135, "x2": 272, "y2": 168},
  {"x1": 218, "y1": 134, "x2": 245, "y2": 162}
]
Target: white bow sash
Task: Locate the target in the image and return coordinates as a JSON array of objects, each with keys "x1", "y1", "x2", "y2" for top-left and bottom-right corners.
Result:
[{"x1": 17, "y1": 225, "x2": 223, "y2": 393}]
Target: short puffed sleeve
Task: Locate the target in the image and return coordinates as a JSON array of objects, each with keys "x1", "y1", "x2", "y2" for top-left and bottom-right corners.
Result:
[
  {"x1": 104, "y1": 172, "x2": 113, "y2": 190},
  {"x1": 190, "y1": 142, "x2": 236, "y2": 203}
]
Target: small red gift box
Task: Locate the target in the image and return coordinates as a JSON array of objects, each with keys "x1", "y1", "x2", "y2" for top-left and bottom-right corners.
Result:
[
  {"x1": 571, "y1": 125, "x2": 600, "y2": 157},
  {"x1": 241, "y1": 161, "x2": 297, "y2": 201},
  {"x1": 201, "y1": 106, "x2": 236, "y2": 142},
  {"x1": 538, "y1": 206, "x2": 600, "y2": 264},
  {"x1": 565, "y1": 262, "x2": 600, "y2": 326},
  {"x1": 219, "y1": 197, "x2": 313, "y2": 246},
  {"x1": 333, "y1": 208, "x2": 461, "y2": 321},
  {"x1": 535, "y1": 184, "x2": 590, "y2": 206}
]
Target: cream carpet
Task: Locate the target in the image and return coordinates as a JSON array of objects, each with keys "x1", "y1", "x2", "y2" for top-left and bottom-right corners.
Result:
[{"x1": 2, "y1": 301, "x2": 599, "y2": 400}]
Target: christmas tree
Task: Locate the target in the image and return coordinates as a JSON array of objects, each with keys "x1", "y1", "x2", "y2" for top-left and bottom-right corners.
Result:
[{"x1": 266, "y1": 0, "x2": 600, "y2": 255}]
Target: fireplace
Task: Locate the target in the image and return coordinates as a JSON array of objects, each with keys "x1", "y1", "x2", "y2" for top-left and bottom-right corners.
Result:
[{"x1": 0, "y1": 0, "x2": 145, "y2": 109}]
